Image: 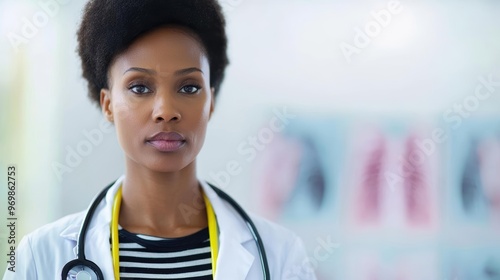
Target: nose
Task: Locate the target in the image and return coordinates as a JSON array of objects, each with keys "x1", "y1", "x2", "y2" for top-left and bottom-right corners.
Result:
[{"x1": 152, "y1": 91, "x2": 181, "y2": 123}]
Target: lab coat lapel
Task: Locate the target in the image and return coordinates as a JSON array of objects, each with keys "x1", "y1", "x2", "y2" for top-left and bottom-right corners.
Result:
[
  {"x1": 216, "y1": 232, "x2": 255, "y2": 280},
  {"x1": 200, "y1": 181, "x2": 256, "y2": 280},
  {"x1": 60, "y1": 176, "x2": 124, "y2": 280}
]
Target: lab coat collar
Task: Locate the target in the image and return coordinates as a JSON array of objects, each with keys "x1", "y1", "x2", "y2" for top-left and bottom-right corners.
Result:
[
  {"x1": 59, "y1": 176, "x2": 255, "y2": 280},
  {"x1": 199, "y1": 180, "x2": 255, "y2": 279}
]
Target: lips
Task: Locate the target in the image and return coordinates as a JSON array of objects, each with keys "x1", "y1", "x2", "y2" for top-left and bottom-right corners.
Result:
[{"x1": 146, "y1": 131, "x2": 186, "y2": 152}]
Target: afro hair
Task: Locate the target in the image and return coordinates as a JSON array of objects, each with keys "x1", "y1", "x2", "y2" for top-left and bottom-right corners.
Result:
[{"x1": 77, "y1": 0, "x2": 229, "y2": 107}]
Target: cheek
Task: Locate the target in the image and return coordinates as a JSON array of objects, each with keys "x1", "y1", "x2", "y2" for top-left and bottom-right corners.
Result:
[
  {"x1": 112, "y1": 91, "x2": 150, "y2": 121},
  {"x1": 113, "y1": 91, "x2": 134, "y2": 113},
  {"x1": 189, "y1": 100, "x2": 212, "y2": 144},
  {"x1": 193, "y1": 110, "x2": 210, "y2": 137},
  {"x1": 111, "y1": 94, "x2": 147, "y2": 145}
]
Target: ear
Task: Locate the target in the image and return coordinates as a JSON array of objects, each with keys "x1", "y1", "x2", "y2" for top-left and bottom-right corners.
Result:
[
  {"x1": 100, "y1": 88, "x2": 114, "y2": 123},
  {"x1": 209, "y1": 87, "x2": 215, "y2": 120}
]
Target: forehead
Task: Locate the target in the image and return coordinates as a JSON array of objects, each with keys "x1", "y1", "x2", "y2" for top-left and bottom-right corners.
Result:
[{"x1": 110, "y1": 26, "x2": 210, "y2": 76}]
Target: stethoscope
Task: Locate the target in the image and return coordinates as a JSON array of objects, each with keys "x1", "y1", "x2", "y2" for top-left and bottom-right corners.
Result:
[{"x1": 61, "y1": 180, "x2": 270, "y2": 280}]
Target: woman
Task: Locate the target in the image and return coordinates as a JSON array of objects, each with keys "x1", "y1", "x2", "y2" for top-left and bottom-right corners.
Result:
[{"x1": 3, "y1": 0, "x2": 316, "y2": 279}]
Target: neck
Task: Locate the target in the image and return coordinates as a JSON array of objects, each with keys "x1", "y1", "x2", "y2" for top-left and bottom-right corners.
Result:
[{"x1": 119, "y1": 159, "x2": 207, "y2": 238}]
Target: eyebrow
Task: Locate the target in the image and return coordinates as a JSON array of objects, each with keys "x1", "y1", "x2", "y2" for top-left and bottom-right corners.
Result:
[{"x1": 123, "y1": 67, "x2": 204, "y2": 76}]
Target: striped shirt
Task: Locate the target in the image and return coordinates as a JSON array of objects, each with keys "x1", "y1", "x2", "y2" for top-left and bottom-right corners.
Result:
[{"x1": 112, "y1": 226, "x2": 213, "y2": 279}]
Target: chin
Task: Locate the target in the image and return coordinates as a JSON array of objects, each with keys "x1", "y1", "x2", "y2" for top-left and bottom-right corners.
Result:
[{"x1": 145, "y1": 157, "x2": 195, "y2": 173}]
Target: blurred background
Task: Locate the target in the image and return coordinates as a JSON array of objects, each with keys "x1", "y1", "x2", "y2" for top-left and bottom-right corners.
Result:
[{"x1": 1, "y1": 0, "x2": 500, "y2": 278}]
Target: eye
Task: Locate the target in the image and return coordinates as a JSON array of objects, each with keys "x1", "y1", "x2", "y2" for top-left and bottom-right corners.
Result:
[
  {"x1": 129, "y1": 84, "x2": 152, "y2": 95},
  {"x1": 179, "y1": 85, "x2": 201, "y2": 94}
]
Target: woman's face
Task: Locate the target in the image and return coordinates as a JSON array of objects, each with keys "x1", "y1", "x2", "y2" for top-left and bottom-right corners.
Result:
[{"x1": 101, "y1": 27, "x2": 214, "y2": 173}]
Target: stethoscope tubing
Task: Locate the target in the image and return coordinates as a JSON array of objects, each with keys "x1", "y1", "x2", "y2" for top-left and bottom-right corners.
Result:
[
  {"x1": 63, "y1": 181, "x2": 271, "y2": 280},
  {"x1": 61, "y1": 183, "x2": 112, "y2": 280}
]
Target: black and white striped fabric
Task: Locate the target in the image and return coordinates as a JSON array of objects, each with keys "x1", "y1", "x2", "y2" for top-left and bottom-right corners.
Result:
[{"x1": 112, "y1": 226, "x2": 213, "y2": 279}]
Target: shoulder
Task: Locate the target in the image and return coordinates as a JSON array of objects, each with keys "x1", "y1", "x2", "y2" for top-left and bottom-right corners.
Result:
[
  {"x1": 3, "y1": 211, "x2": 86, "y2": 279},
  {"x1": 248, "y1": 214, "x2": 317, "y2": 279},
  {"x1": 18, "y1": 211, "x2": 86, "y2": 259},
  {"x1": 249, "y1": 213, "x2": 300, "y2": 247},
  {"x1": 23, "y1": 211, "x2": 86, "y2": 245}
]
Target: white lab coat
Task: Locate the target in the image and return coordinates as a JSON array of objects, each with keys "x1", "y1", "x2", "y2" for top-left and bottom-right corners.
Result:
[{"x1": 3, "y1": 176, "x2": 317, "y2": 280}]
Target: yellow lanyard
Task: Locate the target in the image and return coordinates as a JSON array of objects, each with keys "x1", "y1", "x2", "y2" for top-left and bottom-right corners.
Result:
[{"x1": 110, "y1": 186, "x2": 219, "y2": 280}]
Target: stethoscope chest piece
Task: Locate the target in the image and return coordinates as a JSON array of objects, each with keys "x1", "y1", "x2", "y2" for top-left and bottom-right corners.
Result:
[{"x1": 61, "y1": 257, "x2": 104, "y2": 280}]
